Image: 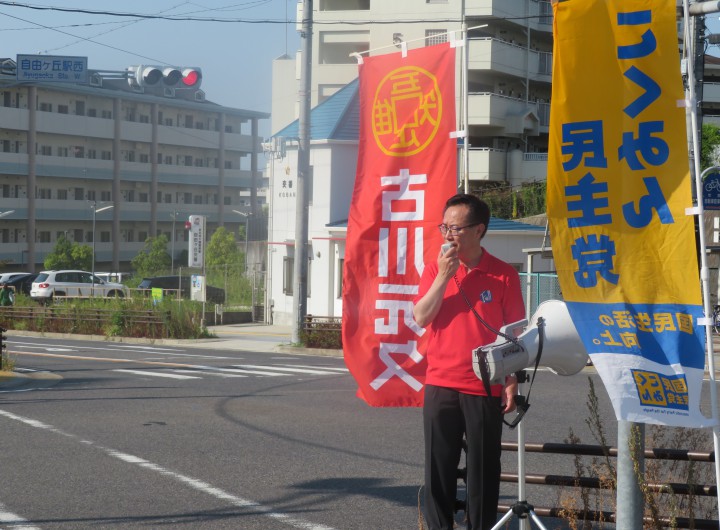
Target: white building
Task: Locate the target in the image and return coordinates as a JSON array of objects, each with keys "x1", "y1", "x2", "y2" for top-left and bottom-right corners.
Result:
[
  {"x1": 272, "y1": 0, "x2": 553, "y2": 188},
  {"x1": 0, "y1": 58, "x2": 268, "y2": 271},
  {"x1": 266, "y1": 81, "x2": 549, "y2": 325}
]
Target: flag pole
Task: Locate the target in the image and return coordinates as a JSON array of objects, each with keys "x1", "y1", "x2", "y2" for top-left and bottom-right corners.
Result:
[
  {"x1": 684, "y1": 0, "x2": 720, "y2": 519},
  {"x1": 461, "y1": 0, "x2": 470, "y2": 193}
]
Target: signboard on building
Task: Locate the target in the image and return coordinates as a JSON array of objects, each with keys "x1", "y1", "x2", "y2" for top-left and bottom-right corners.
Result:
[
  {"x1": 188, "y1": 215, "x2": 205, "y2": 268},
  {"x1": 16, "y1": 54, "x2": 88, "y2": 84},
  {"x1": 703, "y1": 171, "x2": 720, "y2": 211}
]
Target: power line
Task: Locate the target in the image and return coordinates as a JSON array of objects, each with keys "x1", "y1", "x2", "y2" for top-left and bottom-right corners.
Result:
[{"x1": 0, "y1": 1, "x2": 545, "y2": 25}]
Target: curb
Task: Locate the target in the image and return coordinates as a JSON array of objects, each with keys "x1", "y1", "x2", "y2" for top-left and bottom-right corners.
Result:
[{"x1": 0, "y1": 370, "x2": 63, "y2": 390}]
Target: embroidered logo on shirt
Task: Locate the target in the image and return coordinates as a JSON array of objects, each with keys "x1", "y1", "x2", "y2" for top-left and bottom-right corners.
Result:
[{"x1": 480, "y1": 290, "x2": 492, "y2": 303}]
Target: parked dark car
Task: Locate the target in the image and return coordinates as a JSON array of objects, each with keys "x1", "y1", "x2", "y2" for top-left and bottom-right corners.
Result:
[
  {"x1": 138, "y1": 276, "x2": 225, "y2": 304},
  {"x1": 4, "y1": 273, "x2": 39, "y2": 297}
]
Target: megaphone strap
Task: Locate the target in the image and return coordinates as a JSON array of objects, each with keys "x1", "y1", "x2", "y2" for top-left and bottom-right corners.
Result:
[{"x1": 504, "y1": 317, "x2": 545, "y2": 429}]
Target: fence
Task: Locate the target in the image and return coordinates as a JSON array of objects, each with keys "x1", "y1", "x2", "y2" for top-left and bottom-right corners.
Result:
[
  {"x1": 519, "y1": 271, "x2": 562, "y2": 315},
  {"x1": 463, "y1": 441, "x2": 718, "y2": 528}
]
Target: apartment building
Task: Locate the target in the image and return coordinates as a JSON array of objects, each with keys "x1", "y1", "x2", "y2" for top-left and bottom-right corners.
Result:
[
  {"x1": 0, "y1": 58, "x2": 268, "y2": 271},
  {"x1": 272, "y1": 0, "x2": 554, "y2": 187}
]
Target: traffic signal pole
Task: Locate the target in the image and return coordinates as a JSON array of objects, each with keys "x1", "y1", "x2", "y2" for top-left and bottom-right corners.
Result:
[{"x1": 292, "y1": 0, "x2": 313, "y2": 344}]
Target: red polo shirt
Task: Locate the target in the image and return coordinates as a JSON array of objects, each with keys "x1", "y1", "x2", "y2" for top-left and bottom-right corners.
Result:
[{"x1": 415, "y1": 248, "x2": 526, "y2": 396}]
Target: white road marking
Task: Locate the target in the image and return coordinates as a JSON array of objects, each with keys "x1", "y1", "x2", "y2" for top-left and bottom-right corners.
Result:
[
  {"x1": 0, "y1": 501, "x2": 41, "y2": 529},
  {"x1": 281, "y1": 364, "x2": 349, "y2": 373},
  {"x1": 171, "y1": 369, "x2": 247, "y2": 378},
  {"x1": 236, "y1": 364, "x2": 344, "y2": 375},
  {"x1": 10, "y1": 341, "x2": 234, "y2": 360},
  {"x1": 113, "y1": 369, "x2": 200, "y2": 380},
  {"x1": 0, "y1": 409, "x2": 337, "y2": 530}
]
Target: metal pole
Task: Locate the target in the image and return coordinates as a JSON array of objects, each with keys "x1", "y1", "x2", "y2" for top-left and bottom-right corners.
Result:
[
  {"x1": 685, "y1": 1, "x2": 720, "y2": 519},
  {"x1": 292, "y1": 0, "x2": 313, "y2": 344},
  {"x1": 171, "y1": 212, "x2": 176, "y2": 275},
  {"x1": 461, "y1": 0, "x2": 470, "y2": 193},
  {"x1": 616, "y1": 421, "x2": 644, "y2": 530},
  {"x1": 91, "y1": 202, "x2": 96, "y2": 297},
  {"x1": 245, "y1": 215, "x2": 249, "y2": 273}
]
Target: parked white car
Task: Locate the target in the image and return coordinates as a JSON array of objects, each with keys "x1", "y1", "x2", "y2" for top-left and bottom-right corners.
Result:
[{"x1": 30, "y1": 270, "x2": 129, "y2": 303}]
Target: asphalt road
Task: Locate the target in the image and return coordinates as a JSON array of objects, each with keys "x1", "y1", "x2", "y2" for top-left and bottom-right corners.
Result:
[{"x1": 0, "y1": 334, "x2": 709, "y2": 529}]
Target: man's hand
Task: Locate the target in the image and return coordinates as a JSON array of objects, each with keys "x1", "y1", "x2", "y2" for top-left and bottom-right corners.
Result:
[{"x1": 501, "y1": 376, "x2": 518, "y2": 414}]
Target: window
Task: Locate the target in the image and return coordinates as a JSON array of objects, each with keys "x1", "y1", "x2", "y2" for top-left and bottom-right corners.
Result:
[
  {"x1": 319, "y1": 31, "x2": 370, "y2": 64},
  {"x1": 225, "y1": 161, "x2": 233, "y2": 169},
  {"x1": 164, "y1": 155, "x2": 173, "y2": 165},
  {"x1": 184, "y1": 155, "x2": 193, "y2": 166},
  {"x1": 185, "y1": 115, "x2": 193, "y2": 128},
  {"x1": 74, "y1": 188, "x2": 84, "y2": 200},
  {"x1": 224, "y1": 196, "x2": 231, "y2": 205},
  {"x1": 38, "y1": 188, "x2": 51, "y2": 199},
  {"x1": 337, "y1": 258, "x2": 344, "y2": 298},
  {"x1": 58, "y1": 104, "x2": 69, "y2": 114},
  {"x1": 425, "y1": 29, "x2": 448, "y2": 46},
  {"x1": 184, "y1": 192, "x2": 192, "y2": 204},
  {"x1": 139, "y1": 192, "x2": 148, "y2": 202},
  {"x1": 164, "y1": 193, "x2": 171, "y2": 203},
  {"x1": 283, "y1": 257, "x2": 294, "y2": 296},
  {"x1": 320, "y1": 0, "x2": 369, "y2": 10},
  {"x1": 193, "y1": 195, "x2": 202, "y2": 204},
  {"x1": 101, "y1": 191, "x2": 111, "y2": 201},
  {"x1": 57, "y1": 189, "x2": 68, "y2": 200},
  {"x1": 127, "y1": 229, "x2": 134, "y2": 242},
  {"x1": 39, "y1": 102, "x2": 52, "y2": 112},
  {"x1": 139, "y1": 115, "x2": 150, "y2": 123},
  {"x1": 37, "y1": 231, "x2": 51, "y2": 243},
  {"x1": 75, "y1": 101, "x2": 85, "y2": 116},
  {"x1": 57, "y1": 147, "x2": 69, "y2": 157},
  {"x1": 100, "y1": 231, "x2": 110, "y2": 243},
  {"x1": 140, "y1": 153, "x2": 149, "y2": 163},
  {"x1": 87, "y1": 108, "x2": 97, "y2": 117},
  {"x1": 101, "y1": 151, "x2": 112, "y2": 160},
  {"x1": 157, "y1": 191, "x2": 162, "y2": 203},
  {"x1": 87, "y1": 190, "x2": 96, "y2": 201},
  {"x1": 87, "y1": 149, "x2": 97, "y2": 159},
  {"x1": 40, "y1": 145, "x2": 52, "y2": 156},
  {"x1": 165, "y1": 118, "x2": 173, "y2": 126},
  {"x1": 73, "y1": 146, "x2": 84, "y2": 158},
  {"x1": 138, "y1": 231, "x2": 148, "y2": 242},
  {"x1": 101, "y1": 109, "x2": 112, "y2": 119}
]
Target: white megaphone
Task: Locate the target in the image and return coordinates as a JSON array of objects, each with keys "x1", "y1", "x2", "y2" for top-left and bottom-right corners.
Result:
[{"x1": 472, "y1": 300, "x2": 589, "y2": 386}]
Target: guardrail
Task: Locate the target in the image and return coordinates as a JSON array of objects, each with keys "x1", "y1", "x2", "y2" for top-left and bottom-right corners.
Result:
[
  {"x1": 0, "y1": 306, "x2": 170, "y2": 338},
  {"x1": 456, "y1": 441, "x2": 717, "y2": 529}
]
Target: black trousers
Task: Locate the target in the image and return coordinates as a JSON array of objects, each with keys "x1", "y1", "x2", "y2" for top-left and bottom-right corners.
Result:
[{"x1": 423, "y1": 384, "x2": 503, "y2": 530}]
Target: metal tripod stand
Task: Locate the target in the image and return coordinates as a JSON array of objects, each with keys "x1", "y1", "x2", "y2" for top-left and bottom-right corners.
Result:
[{"x1": 491, "y1": 370, "x2": 547, "y2": 530}]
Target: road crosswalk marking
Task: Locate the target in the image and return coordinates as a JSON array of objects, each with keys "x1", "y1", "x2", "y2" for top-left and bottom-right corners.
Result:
[
  {"x1": 111, "y1": 363, "x2": 348, "y2": 380},
  {"x1": 114, "y1": 369, "x2": 200, "y2": 380}
]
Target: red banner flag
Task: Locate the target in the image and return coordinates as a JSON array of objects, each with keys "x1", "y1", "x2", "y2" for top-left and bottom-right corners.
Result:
[{"x1": 342, "y1": 43, "x2": 458, "y2": 407}]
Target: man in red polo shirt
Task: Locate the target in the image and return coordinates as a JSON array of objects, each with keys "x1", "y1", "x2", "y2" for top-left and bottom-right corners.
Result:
[{"x1": 413, "y1": 193, "x2": 525, "y2": 530}]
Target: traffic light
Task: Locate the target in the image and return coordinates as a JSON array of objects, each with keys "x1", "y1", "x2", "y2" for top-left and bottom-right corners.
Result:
[{"x1": 128, "y1": 66, "x2": 202, "y2": 89}]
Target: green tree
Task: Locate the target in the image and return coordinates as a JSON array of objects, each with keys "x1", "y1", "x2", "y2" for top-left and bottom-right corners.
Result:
[
  {"x1": 44, "y1": 235, "x2": 92, "y2": 270},
  {"x1": 206, "y1": 227, "x2": 241, "y2": 267},
  {"x1": 131, "y1": 235, "x2": 171, "y2": 277},
  {"x1": 702, "y1": 123, "x2": 720, "y2": 170}
]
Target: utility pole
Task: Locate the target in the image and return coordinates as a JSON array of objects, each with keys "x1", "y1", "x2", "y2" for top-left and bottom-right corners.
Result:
[{"x1": 292, "y1": 0, "x2": 313, "y2": 344}]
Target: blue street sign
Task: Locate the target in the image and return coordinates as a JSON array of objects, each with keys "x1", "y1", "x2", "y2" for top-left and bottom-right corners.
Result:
[{"x1": 703, "y1": 172, "x2": 720, "y2": 211}]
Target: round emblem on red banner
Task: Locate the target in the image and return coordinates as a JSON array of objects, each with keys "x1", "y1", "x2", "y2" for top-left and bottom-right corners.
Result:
[{"x1": 371, "y1": 65, "x2": 443, "y2": 157}]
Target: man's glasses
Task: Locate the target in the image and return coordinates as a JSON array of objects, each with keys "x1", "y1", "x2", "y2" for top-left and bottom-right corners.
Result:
[{"x1": 438, "y1": 223, "x2": 480, "y2": 236}]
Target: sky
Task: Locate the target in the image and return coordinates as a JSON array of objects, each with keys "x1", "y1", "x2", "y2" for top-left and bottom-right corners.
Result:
[{"x1": 0, "y1": 0, "x2": 300, "y2": 137}]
